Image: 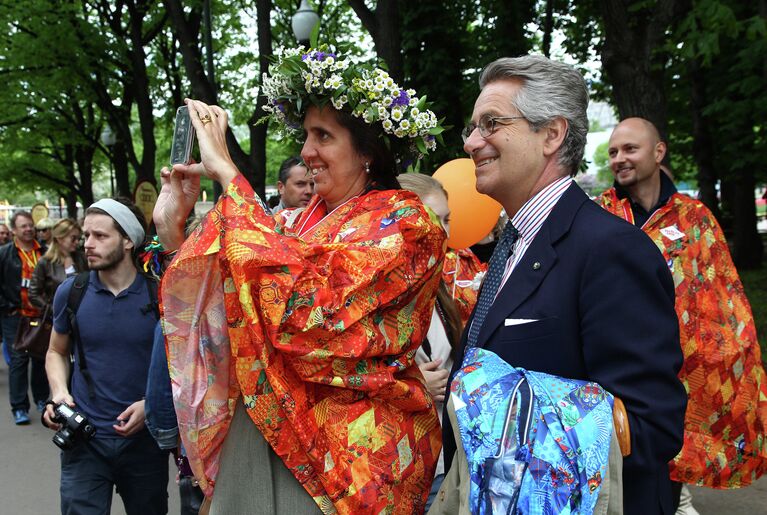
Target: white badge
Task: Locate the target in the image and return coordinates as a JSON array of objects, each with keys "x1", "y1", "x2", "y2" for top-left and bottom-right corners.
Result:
[{"x1": 660, "y1": 225, "x2": 685, "y2": 241}]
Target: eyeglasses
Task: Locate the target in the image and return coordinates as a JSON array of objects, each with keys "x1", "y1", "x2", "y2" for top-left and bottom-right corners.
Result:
[{"x1": 461, "y1": 115, "x2": 526, "y2": 142}]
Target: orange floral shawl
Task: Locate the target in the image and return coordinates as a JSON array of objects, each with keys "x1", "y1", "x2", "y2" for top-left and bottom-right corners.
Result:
[
  {"x1": 598, "y1": 189, "x2": 767, "y2": 488},
  {"x1": 161, "y1": 175, "x2": 444, "y2": 513}
]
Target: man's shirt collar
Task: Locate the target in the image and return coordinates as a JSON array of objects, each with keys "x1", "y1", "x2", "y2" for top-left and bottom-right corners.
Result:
[
  {"x1": 614, "y1": 170, "x2": 677, "y2": 226},
  {"x1": 511, "y1": 176, "x2": 573, "y2": 245},
  {"x1": 91, "y1": 270, "x2": 145, "y2": 297}
]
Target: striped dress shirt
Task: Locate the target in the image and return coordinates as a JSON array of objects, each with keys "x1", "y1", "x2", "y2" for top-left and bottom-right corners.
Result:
[{"x1": 494, "y1": 176, "x2": 573, "y2": 298}]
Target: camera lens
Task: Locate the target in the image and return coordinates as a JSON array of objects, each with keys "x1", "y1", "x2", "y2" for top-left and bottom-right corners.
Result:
[{"x1": 52, "y1": 431, "x2": 73, "y2": 450}]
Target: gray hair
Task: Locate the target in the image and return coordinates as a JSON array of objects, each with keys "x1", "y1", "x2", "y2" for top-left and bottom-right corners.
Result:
[{"x1": 479, "y1": 55, "x2": 589, "y2": 176}]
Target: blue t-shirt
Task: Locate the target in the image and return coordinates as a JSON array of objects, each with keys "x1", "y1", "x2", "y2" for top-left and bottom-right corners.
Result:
[{"x1": 53, "y1": 271, "x2": 157, "y2": 439}]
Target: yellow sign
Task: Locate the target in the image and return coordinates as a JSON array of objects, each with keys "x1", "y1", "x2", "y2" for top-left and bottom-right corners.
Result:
[
  {"x1": 31, "y1": 203, "x2": 50, "y2": 225},
  {"x1": 133, "y1": 181, "x2": 158, "y2": 227}
]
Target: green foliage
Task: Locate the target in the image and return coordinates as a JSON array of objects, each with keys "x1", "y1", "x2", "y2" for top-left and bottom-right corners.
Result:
[
  {"x1": 400, "y1": 0, "x2": 537, "y2": 172},
  {"x1": 669, "y1": 1, "x2": 767, "y2": 185},
  {"x1": 739, "y1": 258, "x2": 767, "y2": 363},
  {"x1": 266, "y1": 125, "x2": 302, "y2": 186},
  {"x1": 593, "y1": 141, "x2": 613, "y2": 187}
]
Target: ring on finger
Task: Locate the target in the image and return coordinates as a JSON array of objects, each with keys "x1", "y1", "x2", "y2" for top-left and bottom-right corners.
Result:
[{"x1": 199, "y1": 114, "x2": 213, "y2": 125}]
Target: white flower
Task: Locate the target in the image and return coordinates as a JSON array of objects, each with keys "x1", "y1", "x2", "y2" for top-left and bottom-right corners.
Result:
[
  {"x1": 399, "y1": 119, "x2": 410, "y2": 130},
  {"x1": 323, "y1": 74, "x2": 342, "y2": 90},
  {"x1": 382, "y1": 119, "x2": 394, "y2": 131},
  {"x1": 391, "y1": 108, "x2": 403, "y2": 121}
]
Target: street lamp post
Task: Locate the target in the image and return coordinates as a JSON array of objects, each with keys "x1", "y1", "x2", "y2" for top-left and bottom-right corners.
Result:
[
  {"x1": 100, "y1": 125, "x2": 117, "y2": 197},
  {"x1": 292, "y1": 0, "x2": 319, "y2": 47}
]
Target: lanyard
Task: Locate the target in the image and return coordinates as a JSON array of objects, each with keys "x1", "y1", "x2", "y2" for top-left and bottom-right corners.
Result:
[{"x1": 18, "y1": 246, "x2": 39, "y2": 271}]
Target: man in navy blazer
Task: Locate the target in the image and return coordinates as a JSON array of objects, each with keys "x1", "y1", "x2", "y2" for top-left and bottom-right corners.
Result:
[{"x1": 435, "y1": 56, "x2": 687, "y2": 515}]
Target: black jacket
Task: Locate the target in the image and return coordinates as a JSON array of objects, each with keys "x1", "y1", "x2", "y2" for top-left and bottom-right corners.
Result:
[
  {"x1": 0, "y1": 240, "x2": 22, "y2": 313},
  {"x1": 443, "y1": 183, "x2": 686, "y2": 515}
]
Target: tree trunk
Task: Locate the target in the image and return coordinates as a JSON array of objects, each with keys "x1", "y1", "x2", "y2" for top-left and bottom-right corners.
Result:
[
  {"x1": 127, "y1": 0, "x2": 158, "y2": 187},
  {"x1": 599, "y1": 0, "x2": 677, "y2": 140},
  {"x1": 719, "y1": 177, "x2": 735, "y2": 236},
  {"x1": 542, "y1": 0, "x2": 554, "y2": 58},
  {"x1": 348, "y1": 0, "x2": 402, "y2": 81},
  {"x1": 246, "y1": 0, "x2": 273, "y2": 199},
  {"x1": 689, "y1": 59, "x2": 719, "y2": 218},
  {"x1": 164, "y1": 0, "x2": 254, "y2": 182},
  {"x1": 112, "y1": 138, "x2": 131, "y2": 198},
  {"x1": 732, "y1": 169, "x2": 763, "y2": 268}
]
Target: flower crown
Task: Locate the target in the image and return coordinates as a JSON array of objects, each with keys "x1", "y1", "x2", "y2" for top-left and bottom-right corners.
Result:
[{"x1": 261, "y1": 46, "x2": 446, "y2": 167}]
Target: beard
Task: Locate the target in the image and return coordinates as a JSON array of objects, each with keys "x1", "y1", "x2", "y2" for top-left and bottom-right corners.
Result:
[{"x1": 88, "y1": 244, "x2": 126, "y2": 271}]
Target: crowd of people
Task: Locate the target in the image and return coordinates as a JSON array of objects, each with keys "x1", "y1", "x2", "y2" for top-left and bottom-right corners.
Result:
[{"x1": 0, "y1": 47, "x2": 765, "y2": 515}]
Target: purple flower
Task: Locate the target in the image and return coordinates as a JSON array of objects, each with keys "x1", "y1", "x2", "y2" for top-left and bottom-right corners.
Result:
[
  {"x1": 302, "y1": 51, "x2": 337, "y2": 62},
  {"x1": 392, "y1": 90, "x2": 410, "y2": 107}
]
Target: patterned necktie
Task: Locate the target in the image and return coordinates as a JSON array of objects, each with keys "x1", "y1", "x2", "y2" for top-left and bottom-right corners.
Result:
[{"x1": 467, "y1": 222, "x2": 520, "y2": 347}]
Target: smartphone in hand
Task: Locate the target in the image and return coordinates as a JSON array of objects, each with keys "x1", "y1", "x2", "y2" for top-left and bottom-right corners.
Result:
[{"x1": 170, "y1": 106, "x2": 195, "y2": 165}]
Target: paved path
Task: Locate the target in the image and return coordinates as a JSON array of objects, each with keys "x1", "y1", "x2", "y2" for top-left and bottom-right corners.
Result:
[
  {"x1": 2, "y1": 357, "x2": 766, "y2": 514},
  {"x1": 0, "y1": 360, "x2": 180, "y2": 514}
]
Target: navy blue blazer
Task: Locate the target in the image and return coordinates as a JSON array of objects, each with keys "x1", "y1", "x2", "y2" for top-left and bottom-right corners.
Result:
[{"x1": 443, "y1": 183, "x2": 686, "y2": 515}]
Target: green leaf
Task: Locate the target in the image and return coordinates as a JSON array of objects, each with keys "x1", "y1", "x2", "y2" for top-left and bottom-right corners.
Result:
[{"x1": 310, "y1": 21, "x2": 320, "y2": 49}]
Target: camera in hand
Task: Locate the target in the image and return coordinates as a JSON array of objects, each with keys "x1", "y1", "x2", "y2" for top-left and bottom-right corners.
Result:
[{"x1": 51, "y1": 403, "x2": 96, "y2": 450}]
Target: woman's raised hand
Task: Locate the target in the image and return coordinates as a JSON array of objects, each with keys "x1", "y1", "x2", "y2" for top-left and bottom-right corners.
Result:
[
  {"x1": 153, "y1": 99, "x2": 239, "y2": 251},
  {"x1": 181, "y1": 99, "x2": 238, "y2": 188},
  {"x1": 153, "y1": 165, "x2": 200, "y2": 251}
]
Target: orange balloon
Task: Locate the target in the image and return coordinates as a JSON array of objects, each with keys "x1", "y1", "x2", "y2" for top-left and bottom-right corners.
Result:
[{"x1": 433, "y1": 158, "x2": 502, "y2": 249}]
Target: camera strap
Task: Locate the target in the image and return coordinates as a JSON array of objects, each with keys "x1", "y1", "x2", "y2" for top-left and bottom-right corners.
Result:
[
  {"x1": 66, "y1": 272, "x2": 159, "y2": 398},
  {"x1": 66, "y1": 272, "x2": 93, "y2": 397}
]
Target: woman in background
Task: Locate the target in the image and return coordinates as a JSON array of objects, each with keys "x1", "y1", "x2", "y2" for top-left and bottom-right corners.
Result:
[
  {"x1": 398, "y1": 173, "x2": 464, "y2": 510},
  {"x1": 29, "y1": 218, "x2": 86, "y2": 313}
]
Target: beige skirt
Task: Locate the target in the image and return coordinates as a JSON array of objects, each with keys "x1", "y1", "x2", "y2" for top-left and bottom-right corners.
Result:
[{"x1": 210, "y1": 401, "x2": 322, "y2": 515}]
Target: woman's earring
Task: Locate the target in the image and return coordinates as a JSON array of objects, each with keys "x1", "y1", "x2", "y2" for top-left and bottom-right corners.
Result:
[{"x1": 364, "y1": 162, "x2": 371, "y2": 174}]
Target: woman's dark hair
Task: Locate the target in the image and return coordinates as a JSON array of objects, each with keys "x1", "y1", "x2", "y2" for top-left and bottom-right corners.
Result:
[
  {"x1": 333, "y1": 110, "x2": 401, "y2": 190},
  {"x1": 278, "y1": 156, "x2": 304, "y2": 185}
]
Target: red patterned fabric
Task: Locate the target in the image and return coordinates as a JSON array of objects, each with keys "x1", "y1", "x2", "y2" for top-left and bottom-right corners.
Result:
[
  {"x1": 442, "y1": 248, "x2": 486, "y2": 325},
  {"x1": 161, "y1": 175, "x2": 444, "y2": 513},
  {"x1": 598, "y1": 189, "x2": 767, "y2": 488}
]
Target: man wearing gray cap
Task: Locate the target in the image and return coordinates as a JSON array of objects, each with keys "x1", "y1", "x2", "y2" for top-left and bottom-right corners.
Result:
[{"x1": 43, "y1": 199, "x2": 168, "y2": 515}]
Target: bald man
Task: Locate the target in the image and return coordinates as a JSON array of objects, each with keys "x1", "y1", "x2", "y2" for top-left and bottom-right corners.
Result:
[{"x1": 597, "y1": 117, "x2": 767, "y2": 512}]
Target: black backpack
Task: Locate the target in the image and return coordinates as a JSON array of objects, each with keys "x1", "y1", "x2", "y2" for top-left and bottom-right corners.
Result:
[{"x1": 65, "y1": 271, "x2": 159, "y2": 397}]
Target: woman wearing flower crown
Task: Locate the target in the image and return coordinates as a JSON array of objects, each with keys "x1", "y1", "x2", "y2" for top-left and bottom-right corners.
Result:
[{"x1": 154, "y1": 47, "x2": 447, "y2": 514}]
